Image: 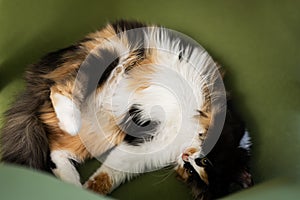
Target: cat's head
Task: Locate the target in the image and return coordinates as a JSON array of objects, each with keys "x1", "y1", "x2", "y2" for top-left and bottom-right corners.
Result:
[{"x1": 176, "y1": 106, "x2": 253, "y2": 200}]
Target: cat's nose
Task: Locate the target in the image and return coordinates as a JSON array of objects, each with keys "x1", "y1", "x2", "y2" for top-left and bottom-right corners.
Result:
[{"x1": 181, "y1": 153, "x2": 189, "y2": 162}]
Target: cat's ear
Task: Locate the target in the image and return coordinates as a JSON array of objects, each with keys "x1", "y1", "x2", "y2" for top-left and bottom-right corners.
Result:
[{"x1": 50, "y1": 88, "x2": 82, "y2": 136}]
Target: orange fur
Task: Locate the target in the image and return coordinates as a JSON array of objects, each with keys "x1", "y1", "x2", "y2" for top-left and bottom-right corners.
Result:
[
  {"x1": 86, "y1": 172, "x2": 113, "y2": 195},
  {"x1": 176, "y1": 166, "x2": 190, "y2": 182},
  {"x1": 199, "y1": 167, "x2": 209, "y2": 185},
  {"x1": 126, "y1": 57, "x2": 156, "y2": 92}
]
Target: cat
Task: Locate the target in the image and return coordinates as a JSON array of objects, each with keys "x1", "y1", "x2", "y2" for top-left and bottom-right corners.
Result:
[{"x1": 0, "y1": 20, "x2": 252, "y2": 199}]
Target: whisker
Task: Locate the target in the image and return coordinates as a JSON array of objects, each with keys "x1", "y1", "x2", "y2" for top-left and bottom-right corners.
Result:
[{"x1": 152, "y1": 169, "x2": 176, "y2": 185}]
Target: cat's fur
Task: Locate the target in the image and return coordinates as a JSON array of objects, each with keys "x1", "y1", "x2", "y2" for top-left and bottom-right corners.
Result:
[
  {"x1": 0, "y1": 20, "x2": 252, "y2": 199},
  {"x1": 176, "y1": 100, "x2": 253, "y2": 199}
]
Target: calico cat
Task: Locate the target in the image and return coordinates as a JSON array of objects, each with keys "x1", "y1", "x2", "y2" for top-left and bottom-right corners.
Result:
[{"x1": 0, "y1": 20, "x2": 252, "y2": 199}]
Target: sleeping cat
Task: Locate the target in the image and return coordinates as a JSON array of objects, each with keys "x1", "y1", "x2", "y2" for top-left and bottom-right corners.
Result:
[{"x1": 0, "y1": 20, "x2": 252, "y2": 199}]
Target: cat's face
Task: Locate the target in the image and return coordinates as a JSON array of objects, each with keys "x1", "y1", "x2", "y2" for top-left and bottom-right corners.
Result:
[
  {"x1": 176, "y1": 107, "x2": 253, "y2": 200},
  {"x1": 176, "y1": 148, "x2": 213, "y2": 200},
  {"x1": 176, "y1": 148, "x2": 252, "y2": 200}
]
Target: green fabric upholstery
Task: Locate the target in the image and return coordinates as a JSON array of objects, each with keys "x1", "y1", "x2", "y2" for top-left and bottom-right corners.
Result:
[
  {"x1": 1, "y1": 0, "x2": 300, "y2": 199},
  {"x1": 0, "y1": 164, "x2": 109, "y2": 200}
]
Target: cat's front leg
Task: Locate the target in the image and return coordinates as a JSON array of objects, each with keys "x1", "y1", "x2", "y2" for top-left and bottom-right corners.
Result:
[
  {"x1": 84, "y1": 164, "x2": 131, "y2": 195},
  {"x1": 84, "y1": 142, "x2": 145, "y2": 194},
  {"x1": 50, "y1": 150, "x2": 82, "y2": 186}
]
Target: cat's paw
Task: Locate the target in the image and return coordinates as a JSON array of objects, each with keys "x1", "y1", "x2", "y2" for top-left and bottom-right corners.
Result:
[{"x1": 84, "y1": 172, "x2": 112, "y2": 195}]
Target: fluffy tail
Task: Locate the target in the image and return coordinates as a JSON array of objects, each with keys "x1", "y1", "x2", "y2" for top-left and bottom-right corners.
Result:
[{"x1": 0, "y1": 90, "x2": 51, "y2": 172}]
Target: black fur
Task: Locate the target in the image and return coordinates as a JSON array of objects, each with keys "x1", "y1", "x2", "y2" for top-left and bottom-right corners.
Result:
[
  {"x1": 111, "y1": 20, "x2": 146, "y2": 33},
  {"x1": 123, "y1": 104, "x2": 160, "y2": 146},
  {"x1": 38, "y1": 45, "x2": 80, "y2": 72},
  {"x1": 78, "y1": 48, "x2": 121, "y2": 100},
  {"x1": 97, "y1": 57, "x2": 120, "y2": 86},
  {"x1": 186, "y1": 100, "x2": 252, "y2": 199}
]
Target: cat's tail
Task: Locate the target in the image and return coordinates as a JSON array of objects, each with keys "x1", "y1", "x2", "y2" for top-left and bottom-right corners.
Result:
[{"x1": 0, "y1": 90, "x2": 51, "y2": 172}]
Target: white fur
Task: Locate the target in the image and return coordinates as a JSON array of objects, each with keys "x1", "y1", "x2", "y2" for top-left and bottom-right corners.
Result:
[
  {"x1": 51, "y1": 150, "x2": 81, "y2": 186},
  {"x1": 239, "y1": 130, "x2": 252, "y2": 151},
  {"x1": 50, "y1": 92, "x2": 81, "y2": 136}
]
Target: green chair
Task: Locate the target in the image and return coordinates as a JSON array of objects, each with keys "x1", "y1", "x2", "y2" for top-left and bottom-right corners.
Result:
[{"x1": 1, "y1": 0, "x2": 299, "y2": 199}]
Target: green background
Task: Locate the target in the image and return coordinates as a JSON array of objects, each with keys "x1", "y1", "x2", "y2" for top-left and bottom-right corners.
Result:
[{"x1": 1, "y1": 0, "x2": 300, "y2": 199}]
